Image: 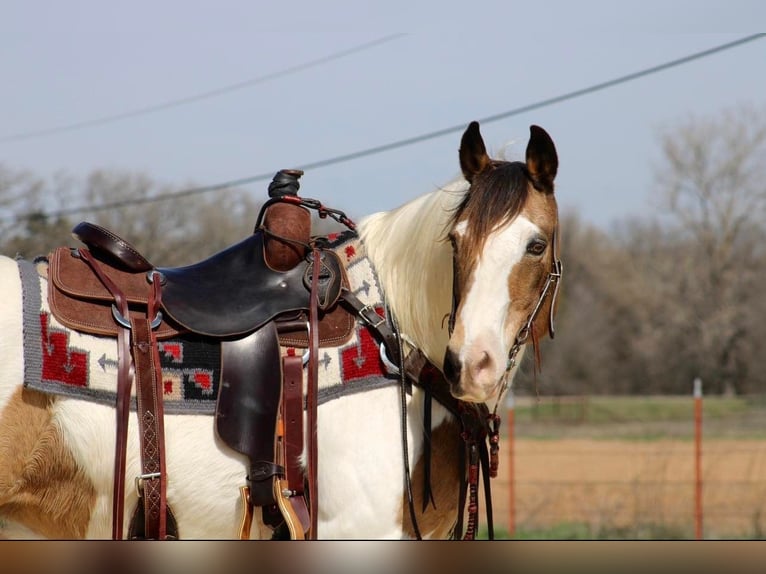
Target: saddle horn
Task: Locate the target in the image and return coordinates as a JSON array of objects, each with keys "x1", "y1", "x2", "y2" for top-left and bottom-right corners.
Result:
[{"x1": 263, "y1": 170, "x2": 312, "y2": 271}]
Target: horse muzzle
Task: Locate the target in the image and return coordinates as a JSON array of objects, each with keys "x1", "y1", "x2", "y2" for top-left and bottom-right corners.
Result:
[{"x1": 442, "y1": 345, "x2": 503, "y2": 403}]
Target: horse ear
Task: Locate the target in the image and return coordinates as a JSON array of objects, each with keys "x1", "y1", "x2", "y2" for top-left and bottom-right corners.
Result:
[
  {"x1": 459, "y1": 121, "x2": 491, "y2": 183},
  {"x1": 526, "y1": 125, "x2": 558, "y2": 193}
]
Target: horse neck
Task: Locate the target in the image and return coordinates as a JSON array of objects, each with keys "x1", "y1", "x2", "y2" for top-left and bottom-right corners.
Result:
[{"x1": 358, "y1": 180, "x2": 467, "y2": 370}]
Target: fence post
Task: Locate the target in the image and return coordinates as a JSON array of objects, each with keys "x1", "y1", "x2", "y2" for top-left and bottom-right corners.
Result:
[
  {"x1": 694, "y1": 377, "x2": 703, "y2": 540},
  {"x1": 507, "y1": 389, "x2": 515, "y2": 538}
]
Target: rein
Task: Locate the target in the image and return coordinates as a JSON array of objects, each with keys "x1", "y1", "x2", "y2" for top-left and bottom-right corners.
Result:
[{"x1": 404, "y1": 350, "x2": 500, "y2": 540}]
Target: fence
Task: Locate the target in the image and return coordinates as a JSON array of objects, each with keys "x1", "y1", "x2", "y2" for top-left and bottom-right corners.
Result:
[{"x1": 489, "y1": 393, "x2": 766, "y2": 539}]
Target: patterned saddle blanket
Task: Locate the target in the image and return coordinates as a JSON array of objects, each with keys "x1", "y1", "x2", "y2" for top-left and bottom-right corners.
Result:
[{"x1": 19, "y1": 232, "x2": 400, "y2": 414}]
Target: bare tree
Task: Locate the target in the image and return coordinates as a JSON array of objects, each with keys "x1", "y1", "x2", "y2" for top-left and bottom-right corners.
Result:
[
  {"x1": 0, "y1": 165, "x2": 79, "y2": 258},
  {"x1": 650, "y1": 105, "x2": 766, "y2": 394}
]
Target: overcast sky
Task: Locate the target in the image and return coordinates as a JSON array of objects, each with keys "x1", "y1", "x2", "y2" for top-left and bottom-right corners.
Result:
[{"x1": 2, "y1": 1, "x2": 765, "y2": 230}]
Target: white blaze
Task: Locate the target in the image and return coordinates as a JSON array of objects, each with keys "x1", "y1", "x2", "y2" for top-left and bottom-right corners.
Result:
[{"x1": 455, "y1": 215, "x2": 541, "y2": 399}]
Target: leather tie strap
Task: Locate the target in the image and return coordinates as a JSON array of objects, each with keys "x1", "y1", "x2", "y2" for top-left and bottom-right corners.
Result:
[{"x1": 76, "y1": 248, "x2": 132, "y2": 540}]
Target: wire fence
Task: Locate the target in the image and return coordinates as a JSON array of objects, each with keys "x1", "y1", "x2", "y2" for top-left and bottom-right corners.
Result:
[{"x1": 489, "y1": 394, "x2": 766, "y2": 539}]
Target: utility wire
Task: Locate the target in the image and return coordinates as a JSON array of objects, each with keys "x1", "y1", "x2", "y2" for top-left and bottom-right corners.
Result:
[
  {"x1": 6, "y1": 33, "x2": 765, "y2": 222},
  {"x1": 0, "y1": 34, "x2": 406, "y2": 143}
]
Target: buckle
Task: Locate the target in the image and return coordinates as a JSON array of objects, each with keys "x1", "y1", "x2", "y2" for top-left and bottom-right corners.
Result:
[
  {"x1": 111, "y1": 304, "x2": 163, "y2": 330},
  {"x1": 134, "y1": 472, "x2": 161, "y2": 498},
  {"x1": 359, "y1": 305, "x2": 385, "y2": 329}
]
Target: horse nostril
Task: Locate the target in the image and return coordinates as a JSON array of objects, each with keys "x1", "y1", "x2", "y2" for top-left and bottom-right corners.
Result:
[
  {"x1": 476, "y1": 351, "x2": 491, "y2": 373},
  {"x1": 443, "y1": 349, "x2": 461, "y2": 384}
]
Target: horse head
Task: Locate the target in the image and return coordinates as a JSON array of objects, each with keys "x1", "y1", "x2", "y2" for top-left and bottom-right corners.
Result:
[{"x1": 443, "y1": 121, "x2": 561, "y2": 404}]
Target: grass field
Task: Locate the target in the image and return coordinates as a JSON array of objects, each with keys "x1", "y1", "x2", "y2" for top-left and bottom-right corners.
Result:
[
  {"x1": 509, "y1": 394, "x2": 766, "y2": 440},
  {"x1": 481, "y1": 395, "x2": 766, "y2": 539}
]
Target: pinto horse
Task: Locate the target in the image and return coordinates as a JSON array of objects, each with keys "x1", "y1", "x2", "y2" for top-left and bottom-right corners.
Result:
[{"x1": 0, "y1": 121, "x2": 560, "y2": 539}]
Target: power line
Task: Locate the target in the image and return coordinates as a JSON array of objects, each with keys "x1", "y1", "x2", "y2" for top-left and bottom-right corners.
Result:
[
  {"x1": 0, "y1": 34, "x2": 406, "y2": 143},
  {"x1": 6, "y1": 33, "x2": 765, "y2": 223}
]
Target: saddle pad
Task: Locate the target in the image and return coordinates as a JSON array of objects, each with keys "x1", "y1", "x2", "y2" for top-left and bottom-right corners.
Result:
[{"x1": 19, "y1": 260, "x2": 220, "y2": 414}]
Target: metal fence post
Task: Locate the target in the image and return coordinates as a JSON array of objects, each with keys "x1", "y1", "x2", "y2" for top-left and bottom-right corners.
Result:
[
  {"x1": 694, "y1": 377, "x2": 703, "y2": 540},
  {"x1": 507, "y1": 389, "x2": 515, "y2": 538}
]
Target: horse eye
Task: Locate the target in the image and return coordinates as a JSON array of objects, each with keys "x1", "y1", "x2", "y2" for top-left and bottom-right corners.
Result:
[{"x1": 526, "y1": 239, "x2": 547, "y2": 256}]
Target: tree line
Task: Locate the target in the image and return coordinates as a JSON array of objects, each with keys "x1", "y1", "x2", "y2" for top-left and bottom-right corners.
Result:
[{"x1": 2, "y1": 105, "x2": 764, "y2": 395}]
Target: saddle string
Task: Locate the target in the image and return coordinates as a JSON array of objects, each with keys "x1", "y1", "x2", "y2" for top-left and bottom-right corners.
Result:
[
  {"x1": 76, "y1": 248, "x2": 132, "y2": 540},
  {"x1": 254, "y1": 194, "x2": 357, "y2": 234},
  {"x1": 77, "y1": 248, "x2": 175, "y2": 540}
]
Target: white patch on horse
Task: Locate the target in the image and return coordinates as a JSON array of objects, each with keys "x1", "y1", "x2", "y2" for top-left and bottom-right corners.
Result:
[
  {"x1": 0, "y1": 257, "x2": 24, "y2": 414},
  {"x1": 51, "y1": 397, "x2": 252, "y2": 538},
  {"x1": 456, "y1": 214, "x2": 540, "y2": 401}
]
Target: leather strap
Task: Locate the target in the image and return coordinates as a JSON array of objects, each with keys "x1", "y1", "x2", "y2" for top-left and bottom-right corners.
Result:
[
  {"x1": 274, "y1": 354, "x2": 311, "y2": 539},
  {"x1": 76, "y1": 249, "x2": 132, "y2": 540},
  {"x1": 282, "y1": 354, "x2": 305, "y2": 494},
  {"x1": 340, "y1": 288, "x2": 401, "y2": 366},
  {"x1": 305, "y1": 247, "x2": 321, "y2": 539},
  {"x1": 129, "y1": 279, "x2": 169, "y2": 540}
]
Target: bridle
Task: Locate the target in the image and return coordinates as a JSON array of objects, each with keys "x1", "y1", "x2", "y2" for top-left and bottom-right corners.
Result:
[
  {"x1": 447, "y1": 225, "x2": 563, "y2": 408},
  {"x1": 496, "y1": 227, "x2": 562, "y2": 402}
]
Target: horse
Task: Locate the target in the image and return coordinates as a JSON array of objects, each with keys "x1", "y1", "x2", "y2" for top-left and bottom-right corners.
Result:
[{"x1": 0, "y1": 120, "x2": 561, "y2": 539}]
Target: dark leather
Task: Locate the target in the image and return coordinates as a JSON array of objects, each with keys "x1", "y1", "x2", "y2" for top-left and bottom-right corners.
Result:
[
  {"x1": 72, "y1": 221, "x2": 154, "y2": 272},
  {"x1": 157, "y1": 232, "x2": 345, "y2": 337},
  {"x1": 48, "y1": 244, "x2": 355, "y2": 346},
  {"x1": 281, "y1": 354, "x2": 304, "y2": 495},
  {"x1": 129, "y1": 502, "x2": 179, "y2": 540},
  {"x1": 216, "y1": 323, "x2": 282, "y2": 507},
  {"x1": 130, "y1": 298, "x2": 169, "y2": 540}
]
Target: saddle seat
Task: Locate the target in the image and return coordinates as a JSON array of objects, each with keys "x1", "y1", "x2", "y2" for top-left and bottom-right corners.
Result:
[{"x1": 54, "y1": 221, "x2": 353, "y2": 342}]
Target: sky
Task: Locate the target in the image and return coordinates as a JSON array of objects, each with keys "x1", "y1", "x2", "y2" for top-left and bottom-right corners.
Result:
[{"x1": 1, "y1": 1, "x2": 765, "y2": 230}]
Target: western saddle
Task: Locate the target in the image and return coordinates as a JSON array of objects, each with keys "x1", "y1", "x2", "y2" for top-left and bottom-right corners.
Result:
[{"x1": 46, "y1": 170, "x2": 401, "y2": 540}]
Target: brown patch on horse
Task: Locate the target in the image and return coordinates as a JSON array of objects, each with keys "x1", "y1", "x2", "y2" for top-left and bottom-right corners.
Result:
[
  {"x1": 401, "y1": 418, "x2": 462, "y2": 539},
  {"x1": 0, "y1": 388, "x2": 95, "y2": 538},
  {"x1": 505, "y1": 188, "x2": 559, "y2": 341}
]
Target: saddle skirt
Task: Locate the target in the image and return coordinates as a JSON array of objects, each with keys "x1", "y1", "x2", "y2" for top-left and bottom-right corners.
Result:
[{"x1": 21, "y1": 231, "x2": 400, "y2": 413}]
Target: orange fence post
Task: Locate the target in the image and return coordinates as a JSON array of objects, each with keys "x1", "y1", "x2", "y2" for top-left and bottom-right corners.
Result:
[
  {"x1": 507, "y1": 389, "x2": 515, "y2": 538},
  {"x1": 694, "y1": 377, "x2": 703, "y2": 540}
]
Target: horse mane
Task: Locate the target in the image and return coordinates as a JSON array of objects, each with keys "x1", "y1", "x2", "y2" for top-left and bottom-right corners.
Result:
[
  {"x1": 358, "y1": 179, "x2": 468, "y2": 369},
  {"x1": 450, "y1": 161, "x2": 530, "y2": 258}
]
